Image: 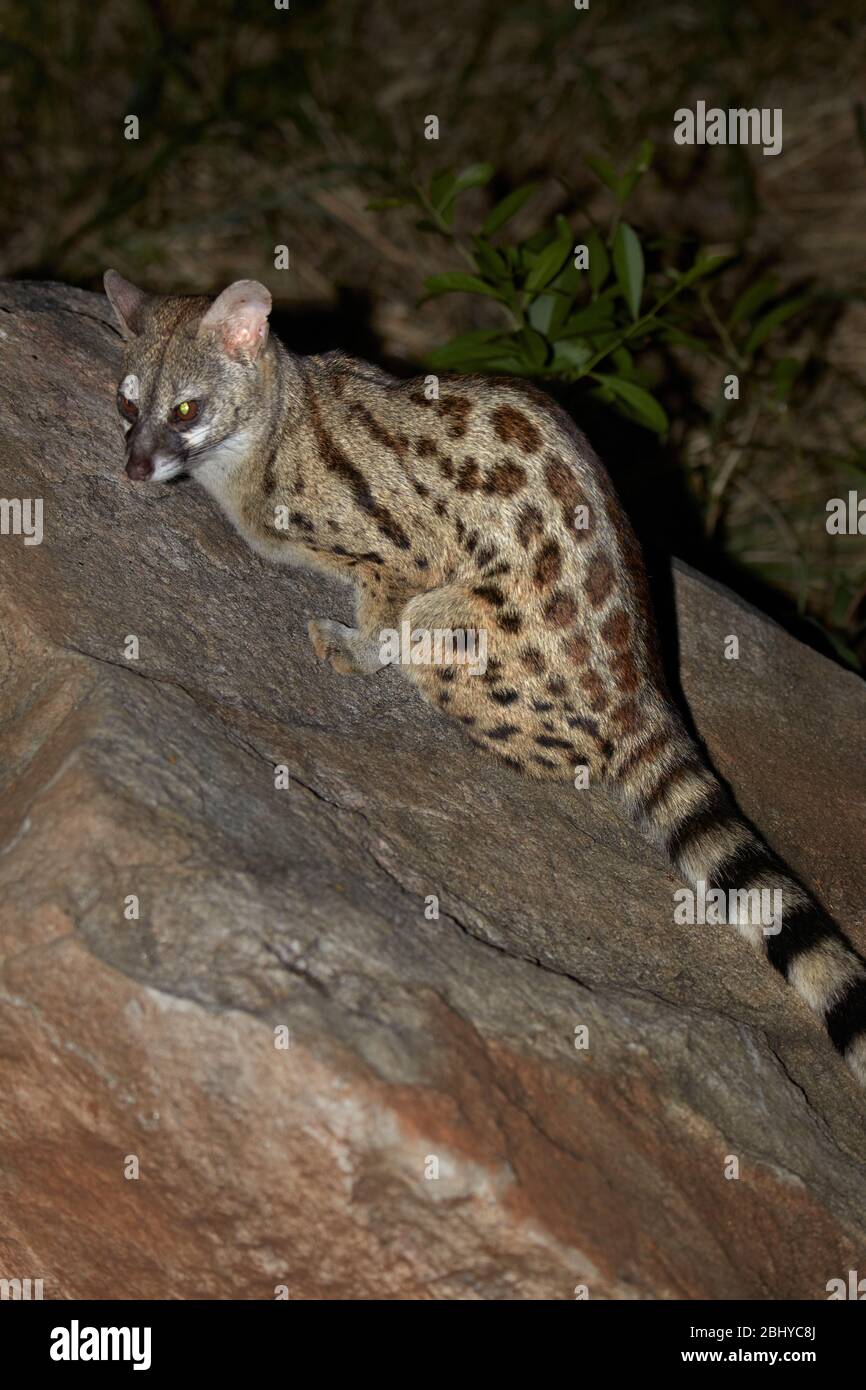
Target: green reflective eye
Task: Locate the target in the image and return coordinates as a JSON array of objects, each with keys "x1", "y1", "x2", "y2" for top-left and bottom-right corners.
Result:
[{"x1": 172, "y1": 399, "x2": 199, "y2": 423}]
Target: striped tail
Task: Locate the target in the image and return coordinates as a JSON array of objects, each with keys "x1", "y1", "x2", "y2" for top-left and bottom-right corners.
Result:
[{"x1": 612, "y1": 717, "x2": 866, "y2": 1086}]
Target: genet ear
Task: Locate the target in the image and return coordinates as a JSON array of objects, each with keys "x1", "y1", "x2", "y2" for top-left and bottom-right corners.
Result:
[
  {"x1": 103, "y1": 269, "x2": 150, "y2": 338},
  {"x1": 199, "y1": 280, "x2": 272, "y2": 361}
]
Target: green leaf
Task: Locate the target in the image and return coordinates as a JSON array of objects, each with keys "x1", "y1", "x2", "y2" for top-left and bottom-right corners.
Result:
[
  {"x1": 585, "y1": 229, "x2": 610, "y2": 294},
  {"x1": 587, "y1": 142, "x2": 653, "y2": 205},
  {"x1": 618, "y1": 138, "x2": 655, "y2": 203},
  {"x1": 729, "y1": 275, "x2": 778, "y2": 326},
  {"x1": 482, "y1": 182, "x2": 539, "y2": 236},
  {"x1": 743, "y1": 296, "x2": 809, "y2": 356},
  {"x1": 674, "y1": 253, "x2": 732, "y2": 289},
  {"x1": 516, "y1": 327, "x2": 549, "y2": 370},
  {"x1": 523, "y1": 229, "x2": 554, "y2": 254},
  {"x1": 658, "y1": 324, "x2": 714, "y2": 355},
  {"x1": 549, "y1": 259, "x2": 584, "y2": 296},
  {"x1": 429, "y1": 170, "x2": 457, "y2": 215},
  {"x1": 473, "y1": 238, "x2": 509, "y2": 281},
  {"x1": 427, "y1": 330, "x2": 508, "y2": 369},
  {"x1": 527, "y1": 293, "x2": 558, "y2": 335},
  {"x1": 592, "y1": 373, "x2": 668, "y2": 433},
  {"x1": 612, "y1": 222, "x2": 644, "y2": 320},
  {"x1": 451, "y1": 162, "x2": 495, "y2": 195},
  {"x1": 524, "y1": 233, "x2": 572, "y2": 293},
  {"x1": 560, "y1": 295, "x2": 617, "y2": 336},
  {"x1": 366, "y1": 196, "x2": 411, "y2": 211},
  {"x1": 587, "y1": 154, "x2": 622, "y2": 199},
  {"x1": 551, "y1": 339, "x2": 592, "y2": 373},
  {"x1": 433, "y1": 164, "x2": 495, "y2": 223},
  {"x1": 422, "y1": 272, "x2": 503, "y2": 300},
  {"x1": 610, "y1": 346, "x2": 635, "y2": 378},
  {"x1": 548, "y1": 291, "x2": 574, "y2": 339}
]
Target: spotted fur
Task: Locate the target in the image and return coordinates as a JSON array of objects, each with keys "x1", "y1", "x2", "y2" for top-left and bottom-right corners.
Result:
[{"x1": 104, "y1": 269, "x2": 866, "y2": 1092}]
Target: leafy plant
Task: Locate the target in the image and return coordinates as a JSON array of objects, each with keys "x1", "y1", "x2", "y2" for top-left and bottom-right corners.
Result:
[
  {"x1": 369, "y1": 144, "x2": 749, "y2": 434},
  {"x1": 369, "y1": 152, "x2": 866, "y2": 670},
  {"x1": 368, "y1": 145, "x2": 821, "y2": 444}
]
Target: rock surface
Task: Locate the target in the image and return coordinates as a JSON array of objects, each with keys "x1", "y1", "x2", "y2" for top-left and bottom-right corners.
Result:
[{"x1": 0, "y1": 279, "x2": 864, "y2": 1300}]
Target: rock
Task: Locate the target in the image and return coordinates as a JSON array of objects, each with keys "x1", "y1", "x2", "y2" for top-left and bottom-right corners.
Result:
[{"x1": 0, "y1": 279, "x2": 864, "y2": 1301}]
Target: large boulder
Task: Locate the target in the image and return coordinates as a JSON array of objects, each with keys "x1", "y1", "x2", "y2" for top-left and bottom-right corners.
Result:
[{"x1": 0, "y1": 280, "x2": 864, "y2": 1299}]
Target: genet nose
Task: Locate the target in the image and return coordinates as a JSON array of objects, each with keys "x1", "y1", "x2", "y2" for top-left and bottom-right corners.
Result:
[{"x1": 126, "y1": 454, "x2": 153, "y2": 481}]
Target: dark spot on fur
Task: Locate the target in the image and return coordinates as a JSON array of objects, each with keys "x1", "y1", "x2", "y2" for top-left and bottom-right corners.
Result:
[
  {"x1": 564, "y1": 633, "x2": 591, "y2": 666},
  {"x1": 438, "y1": 395, "x2": 472, "y2": 438},
  {"x1": 584, "y1": 552, "x2": 615, "y2": 607},
  {"x1": 484, "y1": 460, "x2": 527, "y2": 496},
  {"x1": 473, "y1": 584, "x2": 505, "y2": 607},
  {"x1": 542, "y1": 590, "x2": 580, "y2": 628},
  {"x1": 546, "y1": 676, "x2": 567, "y2": 696},
  {"x1": 520, "y1": 647, "x2": 546, "y2": 675},
  {"x1": 414, "y1": 436, "x2": 437, "y2": 458},
  {"x1": 456, "y1": 458, "x2": 481, "y2": 492},
  {"x1": 600, "y1": 607, "x2": 630, "y2": 649},
  {"x1": 486, "y1": 723, "x2": 520, "y2": 740},
  {"x1": 566, "y1": 713, "x2": 600, "y2": 740},
  {"x1": 464, "y1": 530, "x2": 479, "y2": 554},
  {"x1": 610, "y1": 698, "x2": 642, "y2": 735},
  {"x1": 311, "y1": 400, "x2": 410, "y2": 550},
  {"x1": 616, "y1": 728, "x2": 671, "y2": 782},
  {"x1": 532, "y1": 539, "x2": 562, "y2": 589},
  {"x1": 579, "y1": 667, "x2": 608, "y2": 712},
  {"x1": 611, "y1": 649, "x2": 640, "y2": 695},
  {"x1": 489, "y1": 687, "x2": 520, "y2": 705},
  {"x1": 497, "y1": 610, "x2": 523, "y2": 635},
  {"x1": 350, "y1": 402, "x2": 409, "y2": 459},
  {"x1": 515, "y1": 504, "x2": 545, "y2": 548},
  {"x1": 413, "y1": 480, "x2": 430, "y2": 498},
  {"x1": 482, "y1": 658, "x2": 502, "y2": 683},
  {"x1": 545, "y1": 454, "x2": 593, "y2": 538},
  {"x1": 491, "y1": 403, "x2": 542, "y2": 454},
  {"x1": 476, "y1": 544, "x2": 497, "y2": 568},
  {"x1": 531, "y1": 699, "x2": 554, "y2": 713},
  {"x1": 502, "y1": 756, "x2": 524, "y2": 772}
]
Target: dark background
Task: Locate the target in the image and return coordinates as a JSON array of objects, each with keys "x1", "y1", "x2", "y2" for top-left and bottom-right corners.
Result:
[{"x1": 1, "y1": 0, "x2": 864, "y2": 667}]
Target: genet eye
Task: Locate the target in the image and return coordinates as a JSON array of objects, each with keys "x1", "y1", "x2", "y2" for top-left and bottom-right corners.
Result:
[
  {"x1": 172, "y1": 400, "x2": 199, "y2": 423},
  {"x1": 117, "y1": 392, "x2": 139, "y2": 422}
]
